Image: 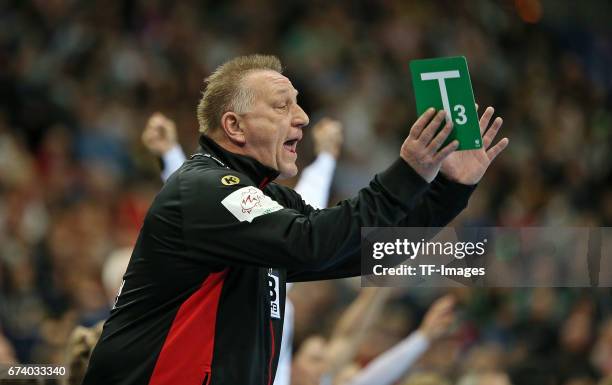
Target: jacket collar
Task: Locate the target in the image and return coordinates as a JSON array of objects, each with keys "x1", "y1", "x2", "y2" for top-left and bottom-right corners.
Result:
[{"x1": 198, "y1": 135, "x2": 279, "y2": 189}]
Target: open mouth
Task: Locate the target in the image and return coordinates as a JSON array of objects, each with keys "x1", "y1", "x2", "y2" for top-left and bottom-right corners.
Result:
[{"x1": 283, "y1": 139, "x2": 298, "y2": 153}]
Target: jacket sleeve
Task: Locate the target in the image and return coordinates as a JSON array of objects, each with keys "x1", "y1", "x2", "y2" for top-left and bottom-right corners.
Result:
[
  {"x1": 177, "y1": 158, "x2": 470, "y2": 273},
  {"x1": 284, "y1": 170, "x2": 476, "y2": 282}
]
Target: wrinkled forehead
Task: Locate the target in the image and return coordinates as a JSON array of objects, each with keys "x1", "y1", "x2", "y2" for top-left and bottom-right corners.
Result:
[{"x1": 243, "y1": 70, "x2": 298, "y2": 99}]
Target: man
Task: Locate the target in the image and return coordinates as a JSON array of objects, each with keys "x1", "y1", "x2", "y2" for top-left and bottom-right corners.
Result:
[
  {"x1": 140, "y1": 111, "x2": 344, "y2": 385},
  {"x1": 83, "y1": 54, "x2": 507, "y2": 385}
]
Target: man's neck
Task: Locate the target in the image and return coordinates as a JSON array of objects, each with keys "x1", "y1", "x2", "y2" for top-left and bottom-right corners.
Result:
[
  {"x1": 198, "y1": 134, "x2": 280, "y2": 188},
  {"x1": 209, "y1": 131, "x2": 248, "y2": 156}
]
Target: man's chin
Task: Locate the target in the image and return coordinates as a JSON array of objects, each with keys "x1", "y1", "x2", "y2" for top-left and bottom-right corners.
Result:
[{"x1": 277, "y1": 164, "x2": 298, "y2": 180}]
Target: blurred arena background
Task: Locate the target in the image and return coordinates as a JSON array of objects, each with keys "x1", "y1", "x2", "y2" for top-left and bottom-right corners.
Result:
[{"x1": 1, "y1": 1, "x2": 612, "y2": 384}]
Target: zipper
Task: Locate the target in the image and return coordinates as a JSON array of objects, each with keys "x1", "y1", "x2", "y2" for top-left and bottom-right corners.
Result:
[
  {"x1": 259, "y1": 176, "x2": 270, "y2": 189},
  {"x1": 202, "y1": 372, "x2": 211, "y2": 385},
  {"x1": 267, "y1": 319, "x2": 276, "y2": 385}
]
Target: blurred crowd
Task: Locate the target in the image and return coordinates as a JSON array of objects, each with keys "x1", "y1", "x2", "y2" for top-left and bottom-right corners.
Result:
[{"x1": 1, "y1": 1, "x2": 612, "y2": 384}]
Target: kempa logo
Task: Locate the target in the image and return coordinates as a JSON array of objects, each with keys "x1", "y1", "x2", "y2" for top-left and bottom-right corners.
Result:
[{"x1": 221, "y1": 175, "x2": 240, "y2": 186}]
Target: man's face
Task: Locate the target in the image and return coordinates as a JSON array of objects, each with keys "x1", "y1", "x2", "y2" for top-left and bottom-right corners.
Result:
[{"x1": 239, "y1": 70, "x2": 309, "y2": 178}]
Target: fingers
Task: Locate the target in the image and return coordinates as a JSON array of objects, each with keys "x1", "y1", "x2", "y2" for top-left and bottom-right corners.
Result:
[
  {"x1": 313, "y1": 118, "x2": 342, "y2": 137},
  {"x1": 142, "y1": 112, "x2": 179, "y2": 156},
  {"x1": 402, "y1": 109, "x2": 459, "y2": 182},
  {"x1": 141, "y1": 119, "x2": 159, "y2": 143},
  {"x1": 143, "y1": 125, "x2": 162, "y2": 146},
  {"x1": 409, "y1": 108, "x2": 437, "y2": 139},
  {"x1": 483, "y1": 117, "x2": 503, "y2": 149},
  {"x1": 479, "y1": 106, "x2": 494, "y2": 135},
  {"x1": 418, "y1": 110, "x2": 447, "y2": 144},
  {"x1": 478, "y1": 106, "x2": 504, "y2": 150},
  {"x1": 427, "y1": 295, "x2": 455, "y2": 317},
  {"x1": 436, "y1": 294, "x2": 456, "y2": 308},
  {"x1": 313, "y1": 118, "x2": 344, "y2": 158},
  {"x1": 420, "y1": 295, "x2": 457, "y2": 338},
  {"x1": 486, "y1": 137, "x2": 509, "y2": 162},
  {"x1": 144, "y1": 114, "x2": 163, "y2": 134},
  {"x1": 313, "y1": 117, "x2": 331, "y2": 133},
  {"x1": 151, "y1": 112, "x2": 166, "y2": 121},
  {"x1": 427, "y1": 118, "x2": 454, "y2": 152},
  {"x1": 147, "y1": 112, "x2": 166, "y2": 129},
  {"x1": 146, "y1": 112, "x2": 177, "y2": 140},
  {"x1": 149, "y1": 113, "x2": 168, "y2": 131},
  {"x1": 433, "y1": 140, "x2": 459, "y2": 163}
]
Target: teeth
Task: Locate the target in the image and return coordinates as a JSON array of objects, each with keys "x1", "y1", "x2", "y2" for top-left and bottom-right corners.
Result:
[{"x1": 283, "y1": 140, "x2": 297, "y2": 153}]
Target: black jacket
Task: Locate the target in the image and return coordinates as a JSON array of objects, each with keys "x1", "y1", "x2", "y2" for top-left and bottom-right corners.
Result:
[{"x1": 83, "y1": 135, "x2": 475, "y2": 385}]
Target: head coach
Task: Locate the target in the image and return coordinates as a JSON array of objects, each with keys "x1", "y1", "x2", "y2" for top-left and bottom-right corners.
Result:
[{"x1": 82, "y1": 55, "x2": 508, "y2": 385}]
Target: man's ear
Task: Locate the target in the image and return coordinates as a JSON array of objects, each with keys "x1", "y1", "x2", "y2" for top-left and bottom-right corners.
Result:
[{"x1": 220, "y1": 111, "x2": 246, "y2": 145}]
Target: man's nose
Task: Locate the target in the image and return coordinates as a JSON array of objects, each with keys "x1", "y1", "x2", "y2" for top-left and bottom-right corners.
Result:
[{"x1": 292, "y1": 104, "x2": 309, "y2": 128}]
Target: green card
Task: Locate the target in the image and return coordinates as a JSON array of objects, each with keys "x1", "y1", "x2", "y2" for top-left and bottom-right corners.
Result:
[{"x1": 410, "y1": 56, "x2": 482, "y2": 150}]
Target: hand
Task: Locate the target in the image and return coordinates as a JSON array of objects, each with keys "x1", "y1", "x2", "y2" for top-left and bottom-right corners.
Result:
[
  {"x1": 418, "y1": 295, "x2": 456, "y2": 340},
  {"x1": 440, "y1": 106, "x2": 509, "y2": 185},
  {"x1": 142, "y1": 112, "x2": 178, "y2": 156},
  {"x1": 400, "y1": 108, "x2": 458, "y2": 183},
  {"x1": 0, "y1": 331, "x2": 17, "y2": 364},
  {"x1": 312, "y1": 118, "x2": 344, "y2": 159}
]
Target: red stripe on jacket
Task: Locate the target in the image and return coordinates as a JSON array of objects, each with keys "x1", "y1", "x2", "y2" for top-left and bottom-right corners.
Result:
[{"x1": 149, "y1": 270, "x2": 228, "y2": 385}]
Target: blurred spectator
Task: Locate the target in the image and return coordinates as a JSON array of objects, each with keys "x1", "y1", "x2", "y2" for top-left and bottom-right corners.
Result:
[
  {"x1": 0, "y1": 329, "x2": 18, "y2": 364},
  {"x1": 592, "y1": 319, "x2": 612, "y2": 376},
  {"x1": 101, "y1": 247, "x2": 131, "y2": 305},
  {"x1": 62, "y1": 322, "x2": 103, "y2": 385}
]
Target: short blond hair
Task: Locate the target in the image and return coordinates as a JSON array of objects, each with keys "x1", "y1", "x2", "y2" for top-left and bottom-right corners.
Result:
[{"x1": 197, "y1": 54, "x2": 283, "y2": 134}]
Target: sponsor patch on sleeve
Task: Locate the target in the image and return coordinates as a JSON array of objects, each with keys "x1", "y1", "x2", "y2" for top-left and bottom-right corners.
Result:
[
  {"x1": 221, "y1": 175, "x2": 240, "y2": 186},
  {"x1": 267, "y1": 269, "x2": 281, "y2": 319},
  {"x1": 221, "y1": 186, "x2": 283, "y2": 223}
]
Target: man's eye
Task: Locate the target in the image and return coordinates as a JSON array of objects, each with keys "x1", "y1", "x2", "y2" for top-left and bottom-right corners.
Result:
[{"x1": 276, "y1": 104, "x2": 288, "y2": 109}]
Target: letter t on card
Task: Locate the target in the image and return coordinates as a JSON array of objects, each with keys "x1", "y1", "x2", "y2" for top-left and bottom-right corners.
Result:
[{"x1": 410, "y1": 56, "x2": 482, "y2": 150}]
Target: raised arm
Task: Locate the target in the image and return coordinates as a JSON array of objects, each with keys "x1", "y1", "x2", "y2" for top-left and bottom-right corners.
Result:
[
  {"x1": 142, "y1": 112, "x2": 186, "y2": 182},
  {"x1": 175, "y1": 108, "x2": 504, "y2": 272},
  {"x1": 345, "y1": 295, "x2": 456, "y2": 385},
  {"x1": 286, "y1": 106, "x2": 508, "y2": 282},
  {"x1": 324, "y1": 288, "x2": 393, "y2": 376},
  {"x1": 294, "y1": 118, "x2": 343, "y2": 208}
]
